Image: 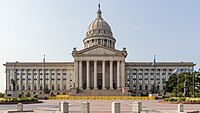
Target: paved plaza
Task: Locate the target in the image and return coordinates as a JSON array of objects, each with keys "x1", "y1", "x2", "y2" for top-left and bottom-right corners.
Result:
[{"x1": 0, "y1": 100, "x2": 200, "y2": 113}]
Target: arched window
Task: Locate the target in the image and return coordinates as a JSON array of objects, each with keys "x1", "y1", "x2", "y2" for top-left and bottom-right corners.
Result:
[
  {"x1": 139, "y1": 85, "x2": 142, "y2": 90},
  {"x1": 145, "y1": 85, "x2": 148, "y2": 90},
  {"x1": 157, "y1": 85, "x2": 160, "y2": 91},
  {"x1": 22, "y1": 86, "x2": 25, "y2": 90},
  {"x1": 28, "y1": 85, "x2": 31, "y2": 90},
  {"x1": 52, "y1": 85, "x2": 54, "y2": 90},
  {"x1": 34, "y1": 86, "x2": 37, "y2": 90},
  {"x1": 58, "y1": 85, "x2": 60, "y2": 90},
  {"x1": 133, "y1": 85, "x2": 136, "y2": 90},
  {"x1": 40, "y1": 86, "x2": 42, "y2": 90},
  {"x1": 63, "y1": 85, "x2": 66, "y2": 90}
]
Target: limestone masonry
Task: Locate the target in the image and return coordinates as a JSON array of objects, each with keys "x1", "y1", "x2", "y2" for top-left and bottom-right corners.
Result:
[{"x1": 4, "y1": 4, "x2": 194, "y2": 97}]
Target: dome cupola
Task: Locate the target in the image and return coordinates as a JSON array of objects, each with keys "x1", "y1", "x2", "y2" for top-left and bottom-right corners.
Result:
[{"x1": 83, "y1": 4, "x2": 116, "y2": 49}]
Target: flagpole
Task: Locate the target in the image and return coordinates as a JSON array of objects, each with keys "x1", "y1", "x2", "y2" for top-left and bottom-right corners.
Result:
[{"x1": 43, "y1": 54, "x2": 46, "y2": 94}]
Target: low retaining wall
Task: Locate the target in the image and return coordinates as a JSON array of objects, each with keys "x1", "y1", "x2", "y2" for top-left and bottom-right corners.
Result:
[{"x1": 49, "y1": 95, "x2": 154, "y2": 100}]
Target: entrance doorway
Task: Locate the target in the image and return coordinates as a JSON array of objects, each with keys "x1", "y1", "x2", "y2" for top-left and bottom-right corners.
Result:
[{"x1": 97, "y1": 73, "x2": 102, "y2": 89}]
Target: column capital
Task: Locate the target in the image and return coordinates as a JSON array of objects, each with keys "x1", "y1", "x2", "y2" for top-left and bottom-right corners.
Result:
[{"x1": 102, "y1": 60, "x2": 106, "y2": 62}]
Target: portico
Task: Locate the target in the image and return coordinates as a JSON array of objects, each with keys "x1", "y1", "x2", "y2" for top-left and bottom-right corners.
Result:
[
  {"x1": 72, "y1": 45, "x2": 127, "y2": 90},
  {"x1": 74, "y1": 58, "x2": 125, "y2": 90}
]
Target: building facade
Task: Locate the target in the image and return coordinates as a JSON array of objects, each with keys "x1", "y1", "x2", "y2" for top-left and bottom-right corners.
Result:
[{"x1": 4, "y1": 5, "x2": 195, "y2": 97}]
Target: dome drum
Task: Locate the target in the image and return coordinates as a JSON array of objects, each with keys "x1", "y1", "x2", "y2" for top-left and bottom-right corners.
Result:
[{"x1": 84, "y1": 37, "x2": 115, "y2": 49}]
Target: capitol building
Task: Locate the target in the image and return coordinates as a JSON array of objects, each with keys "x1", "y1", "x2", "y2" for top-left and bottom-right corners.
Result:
[{"x1": 4, "y1": 5, "x2": 194, "y2": 97}]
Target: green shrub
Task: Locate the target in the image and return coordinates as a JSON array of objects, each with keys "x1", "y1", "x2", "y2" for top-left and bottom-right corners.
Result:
[
  {"x1": 25, "y1": 92, "x2": 31, "y2": 97},
  {"x1": 178, "y1": 97, "x2": 186, "y2": 102},
  {"x1": 33, "y1": 95, "x2": 38, "y2": 99},
  {"x1": 164, "y1": 98, "x2": 169, "y2": 101}
]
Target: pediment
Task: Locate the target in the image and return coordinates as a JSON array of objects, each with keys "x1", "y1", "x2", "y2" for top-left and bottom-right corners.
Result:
[{"x1": 82, "y1": 47, "x2": 117, "y2": 55}]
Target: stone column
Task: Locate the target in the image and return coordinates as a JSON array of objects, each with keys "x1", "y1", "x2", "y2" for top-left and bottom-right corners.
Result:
[
  {"x1": 19, "y1": 69, "x2": 22, "y2": 91},
  {"x1": 31, "y1": 69, "x2": 34, "y2": 90},
  {"x1": 159, "y1": 70, "x2": 163, "y2": 91},
  {"x1": 6, "y1": 69, "x2": 9, "y2": 91},
  {"x1": 79, "y1": 60, "x2": 83, "y2": 89},
  {"x1": 121, "y1": 60, "x2": 125, "y2": 87},
  {"x1": 117, "y1": 61, "x2": 120, "y2": 88},
  {"x1": 74, "y1": 60, "x2": 79, "y2": 88},
  {"x1": 102, "y1": 60, "x2": 106, "y2": 89},
  {"x1": 60, "y1": 69, "x2": 63, "y2": 91},
  {"x1": 86, "y1": 61, "x2": 90, "y2": 89},
  {"x1": 49, "y1": 69, "x2": 52, "y2": 91},
  {"x1": 94, "y1": 60, "x2": 97, "y2": 89},
  {"x1": 37, "y1": 69, "x2": 40, "y2": 90},
  {"x1": 25, "y1": 69, "x2": 28, "y2": 90},
  {"x1": 142, "y1": 69, "x2": 145, "y2": 90},
  {"x1": 110, "y1": 61, "x2": 113, "y2": 89},
  {"x1": 55, "y1": 70, "x2": 57, "y2": 91}
]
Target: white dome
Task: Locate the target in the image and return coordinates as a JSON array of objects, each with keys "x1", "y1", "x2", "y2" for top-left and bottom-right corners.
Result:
[{"x1": 83, "y1": 4, "x2": 116, "y2": 49}]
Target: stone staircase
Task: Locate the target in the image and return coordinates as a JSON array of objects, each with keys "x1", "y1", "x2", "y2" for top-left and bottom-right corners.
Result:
[{"x1": 73, "y1": 89, "x2": 127, "y2": 96}]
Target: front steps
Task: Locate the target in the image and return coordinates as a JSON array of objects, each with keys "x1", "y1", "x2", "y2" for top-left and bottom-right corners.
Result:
[{"x1": 73, "y1": 89, "x2": 127, "y2": 96}]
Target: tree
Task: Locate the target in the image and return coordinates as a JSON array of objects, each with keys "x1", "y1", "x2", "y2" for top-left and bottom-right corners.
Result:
[
  {"x1": 0, "y1": 92, "x2": 4, "y2": 98},
  {"x1": 165, "y1": 72, "x2": 200, "y2": 97},
  {"x1": 25, "y1": 92, "x2": 31, "y2": 97}
]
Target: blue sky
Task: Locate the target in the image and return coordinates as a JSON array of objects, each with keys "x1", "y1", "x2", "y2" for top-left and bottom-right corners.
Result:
[{"x1": 0, "y1": 0, "x2": 200, "y2": 92}]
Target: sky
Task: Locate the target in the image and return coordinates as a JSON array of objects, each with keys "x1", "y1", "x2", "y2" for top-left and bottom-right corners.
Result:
[{"x1": 0, "y1": 0, "x2": 200, "y2": 93}]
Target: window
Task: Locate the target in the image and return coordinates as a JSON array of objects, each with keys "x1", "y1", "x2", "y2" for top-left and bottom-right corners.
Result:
[
  {"x1": 58, "y1": 85, "x2": 60, "y2": 90},
  {"x1": 40, "y1": 86, "x2": 42, "y2": 90},
  {"x1": 34, "y1": 86, "x2": 37, "y2": 90},
  {"x1": 133, "y1": 85, "x2": 136, "y2": 90},
  {"x1": 28, "y1": 85, "x2": 31, "y2": 90},
  {"x1": 40, "y1": 80, "x2": 43, "y2": 84},
  {"x1": 63, "y1": 85, "x2": 66, "y2": 90},
  {"x1": 127, "y1": 75, "x2": 129, "y2": 79},
  {"x1": 34, "y1": 80, "x2": 37, "y2": 84},
  {"x1": 133, "y1": 80, "x2": 136, "y2": 84},
  {"x1": 52, "y1": 85, "x2": 54, "y2": 90},
  {"x1": 145, "y1": 85, "x2": 148, "y2": 90},
  {"x1": 145, "y1": 75, "x2": 148, "y2": 79},
  {"x1": 22, "y1": 86, "x2": 25, "y2": 90},
  {"x1": 34, "y1": 74, "x2": 37, "y2": 79},
  {"x1": 139, "y1": 80, "x2": 142, "y2": 84},
  {"x1": 145, "y1": 80, "x2": 148, "y2": 84},
  {"x1": 139, "y1": 69, "x2": 142, "y2": 73},
  {"x1": 139, "y1": 85, "x2": 142, "y2": 90},
  {"x1": 133, "y1": 69, "x2": 137, "y2": 73}
]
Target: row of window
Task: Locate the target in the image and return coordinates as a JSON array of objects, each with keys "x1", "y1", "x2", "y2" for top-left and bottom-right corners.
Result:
[
  {"x1": 9, "y1": 85, "x2": 69, "y2": 91},
  {"x1": 127, "y1": 79, "x2": 165, "y2": 85},
  {"x1": 128, "y1": 85, "x2": 162, "y2": 91},
  {"x1": 127, "y1": 74, "x2": 166, "y2": 79},
  {"x1": 126, "y1": 69, "x2": 172, "y2": 74},
  {"x1": 14, "y1": 79, "x2": 68, "y2": 85}
]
